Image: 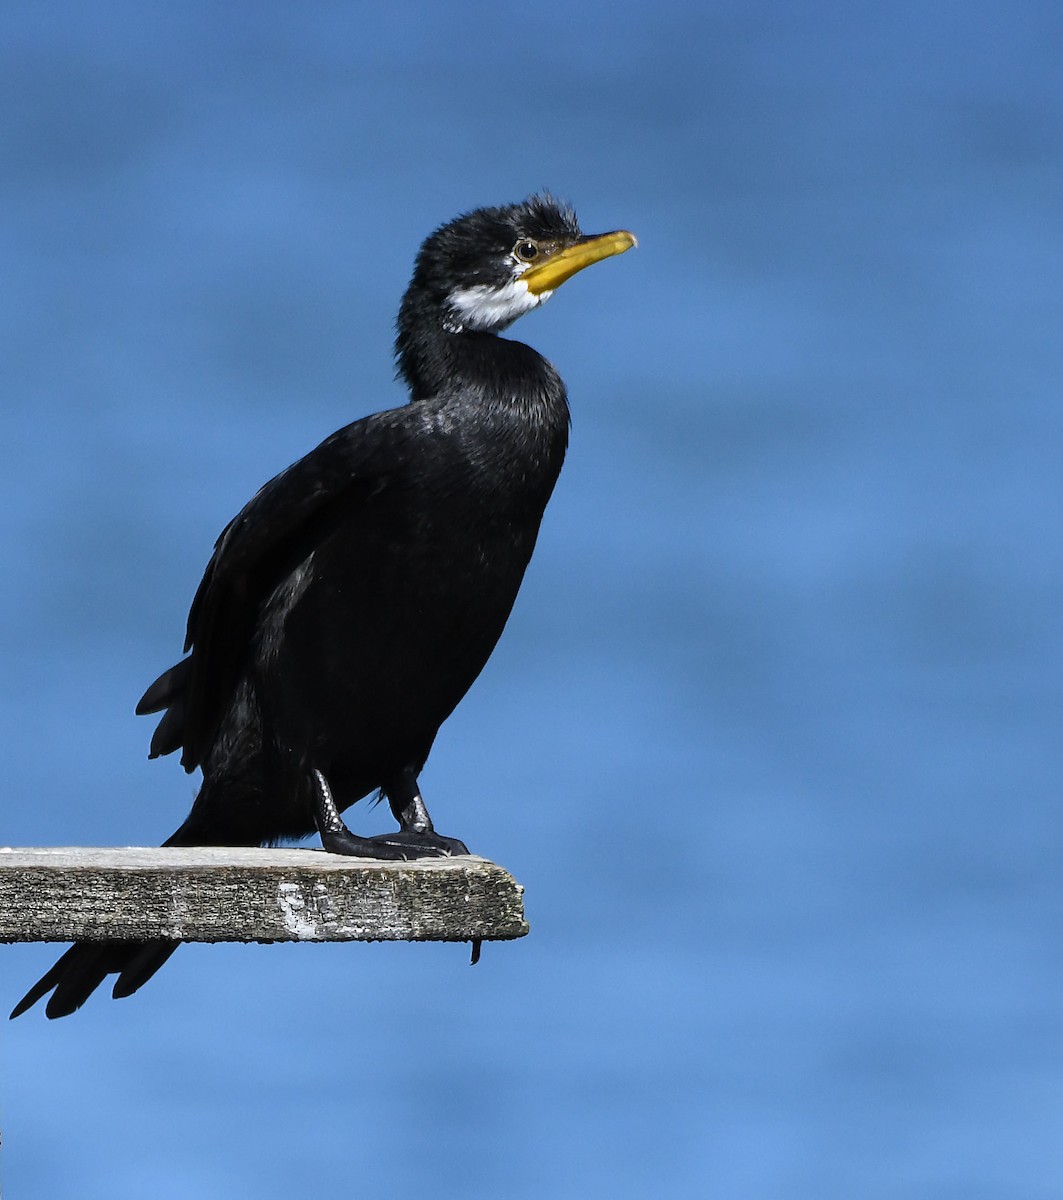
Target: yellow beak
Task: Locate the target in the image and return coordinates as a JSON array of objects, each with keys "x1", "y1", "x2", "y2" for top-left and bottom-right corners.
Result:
[{"x1": 522, "y1": 230, "x2": 637, "y2": 296}]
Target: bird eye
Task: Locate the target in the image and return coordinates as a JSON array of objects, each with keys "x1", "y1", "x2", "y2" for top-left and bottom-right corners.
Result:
[{"x1": 514, "y1": 240, "x2": 539, "y2": 262}]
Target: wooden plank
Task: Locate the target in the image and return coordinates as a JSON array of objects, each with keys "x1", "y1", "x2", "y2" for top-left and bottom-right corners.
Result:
[{"x1": 0, "y1": 847, "x2": 529, "y2": 944}]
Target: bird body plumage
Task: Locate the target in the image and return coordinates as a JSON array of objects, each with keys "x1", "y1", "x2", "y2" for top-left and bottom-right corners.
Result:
[{"x1": 164, "y1": 355, "x2": 570, "y2": 848}]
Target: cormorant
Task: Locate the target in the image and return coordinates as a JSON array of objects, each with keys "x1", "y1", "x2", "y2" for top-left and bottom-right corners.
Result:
[{"x1": 11, "y1": 194, "x2": 635, "y2": 1019}]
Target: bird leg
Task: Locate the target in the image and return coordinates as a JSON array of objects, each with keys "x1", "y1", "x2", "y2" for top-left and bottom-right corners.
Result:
[
  {"x1": 373, "y1": 766, "x2": 470, "y2": 857},
  {"x1": 312, "y1": 769, "x2": 467, "y2": 859},
  {"x1": 314, "y1": 769, "x2": 395, "y2": 857}
]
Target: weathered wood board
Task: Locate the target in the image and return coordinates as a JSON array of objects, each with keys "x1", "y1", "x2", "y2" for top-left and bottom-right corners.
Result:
[{"x1": 0, "y1": 847, "x2": 529, "y2": 944}]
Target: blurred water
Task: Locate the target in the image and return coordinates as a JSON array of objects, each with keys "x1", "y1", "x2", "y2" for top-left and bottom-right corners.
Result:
[{"x1": 2, "y1": 3, "x2": 1062, "y2": 1198}]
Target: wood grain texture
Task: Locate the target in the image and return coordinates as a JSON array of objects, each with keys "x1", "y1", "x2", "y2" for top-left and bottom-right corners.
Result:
[{"x1": 0, "y1": 847, "x2": 529, "y2": 944}]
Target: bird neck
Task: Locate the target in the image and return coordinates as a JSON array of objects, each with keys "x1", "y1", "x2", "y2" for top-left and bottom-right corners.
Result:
[{"x1": 395, "y1": 290, "x2": 565, "y2": 414}]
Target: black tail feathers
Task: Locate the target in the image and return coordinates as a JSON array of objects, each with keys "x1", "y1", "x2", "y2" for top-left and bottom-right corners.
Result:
[{"x1": 10, "y1": 939, "x2": 179, "y2": 1020}]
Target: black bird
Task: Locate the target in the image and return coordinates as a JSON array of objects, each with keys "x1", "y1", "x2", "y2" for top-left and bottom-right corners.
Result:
[{"x1": 12, "y1": 194, "x2": 635, "y2": 1019}]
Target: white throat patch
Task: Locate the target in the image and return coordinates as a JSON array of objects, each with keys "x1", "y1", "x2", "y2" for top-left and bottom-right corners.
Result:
[{"x1": 445, "y1": 279, "x2": 553, "y2": 333}]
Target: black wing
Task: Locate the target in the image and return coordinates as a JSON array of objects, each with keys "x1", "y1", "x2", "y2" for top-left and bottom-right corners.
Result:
[{"x1": 137, "y1": 407, "x2": 417, "y2": 771}]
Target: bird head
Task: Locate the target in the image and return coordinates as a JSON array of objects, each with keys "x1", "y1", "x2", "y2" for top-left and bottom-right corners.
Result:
[{"x1": 406, "y1": 194, "x2": 636, "y2": 335}]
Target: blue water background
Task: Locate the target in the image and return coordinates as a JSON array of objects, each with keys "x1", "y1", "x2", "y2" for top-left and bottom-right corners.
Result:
[{"x1": 2, "y1": 3, "x2": 1062, "y2": 1196}]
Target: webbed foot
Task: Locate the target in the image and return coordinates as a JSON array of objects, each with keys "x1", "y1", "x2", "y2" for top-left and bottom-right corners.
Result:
[
  {"x1": 369, "y1": 829, "x2": 469, "y2": 858},
  {"x1": 313, "y1": 769, "x2": 469, "y2": 860}
]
